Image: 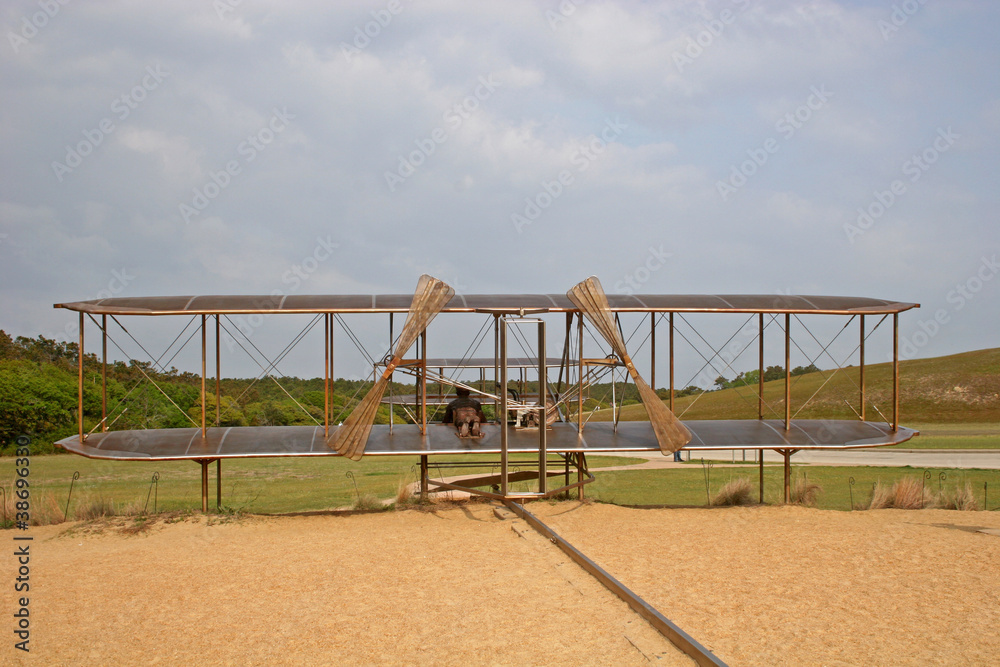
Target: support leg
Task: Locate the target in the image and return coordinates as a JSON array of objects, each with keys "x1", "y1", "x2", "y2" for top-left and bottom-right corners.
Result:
[
  {"x1": 217, "y1": 459, "x2": 222, "y2": 509},
  {"x1": 783, "y1": 450, "x2": 791, "y2": 504},
  {"x1": 200, "y1": 460, "x2": 209, "y2": 513},
  {"x1": 759, "y1": 452, "x2": 765, "y2": 504},
  {"x1": 420, "y1": 455, "x2": 429, "y2": 498}
]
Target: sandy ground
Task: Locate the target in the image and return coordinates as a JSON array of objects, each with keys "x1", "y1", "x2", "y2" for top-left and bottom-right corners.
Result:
[
  {"x1": 531, "y1": 502, "x2": 1000, "y2": 666},
  {"x1": 2, "y1": 505, "x2": 691, "y2": 666},
  {"x1": 4, "y1": 503, "x2": 998, "y2": 666}
]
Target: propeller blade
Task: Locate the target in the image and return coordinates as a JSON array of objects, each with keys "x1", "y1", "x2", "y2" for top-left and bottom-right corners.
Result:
[
  {"x1": 567, "y1": 276, "x2": 691, "y2": 453},
  {"x1": 329, "y1": 275, "x2": 455, "y2": 460}
]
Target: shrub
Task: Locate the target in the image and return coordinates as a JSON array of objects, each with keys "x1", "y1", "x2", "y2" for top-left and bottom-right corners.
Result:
[
  {"x1": 790, "y1": 474, "x2": 822, "y2": 506},
  {"x1": 711, "y1": 478, "x2": 755, "y2": 506},
  {"x1": 939, "y1": 481, "x2": 979, "y2": 511}
]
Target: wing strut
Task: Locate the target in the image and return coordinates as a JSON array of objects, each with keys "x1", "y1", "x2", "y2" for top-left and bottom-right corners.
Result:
[
  {"x1": 328, "y1": 275, "x2": 455, "y2": 460},
  {"x1": 567, "y1": 276, "x2": 691, "y2": 454}
]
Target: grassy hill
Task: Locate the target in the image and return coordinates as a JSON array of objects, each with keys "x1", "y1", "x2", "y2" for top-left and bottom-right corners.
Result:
[{"x1": 591, "y1": 348, "x2": 1000, "y2": 424}]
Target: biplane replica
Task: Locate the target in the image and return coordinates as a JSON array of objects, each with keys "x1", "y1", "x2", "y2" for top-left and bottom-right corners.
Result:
[{"x1": 54, "y1": 276, "x2": 919, "y2": 510}]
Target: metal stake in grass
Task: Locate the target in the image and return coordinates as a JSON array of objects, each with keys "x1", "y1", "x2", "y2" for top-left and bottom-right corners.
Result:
[
  {"x1": 143, "y1": 472, "x2": 160, "y2": 514},
  {"x1": 701, "y1": 460, "x2": 713, "y2": 505},
  {"x1": 0, "y1": 486, "x2": 6, "y2": 527},
  {"x1": 849, "y1": 476, "x2": 855, "y2": 511},
  {"x1": 64, "y1": 471, "x2": 80, "y2": 521},
  {"x1": 346, "y1": 470, "x2": 360, "y2": 502},
  {"x1": 922, "y1": 470, "x2": 931, "y2": 509},
  {"x1": 939, "y1": 471, "x2": 947, "y2": 492}
]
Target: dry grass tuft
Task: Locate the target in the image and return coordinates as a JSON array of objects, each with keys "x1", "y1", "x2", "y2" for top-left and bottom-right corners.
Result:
[
  {"x1": 711, "y1": 478, "x2": 755, "y2": 506},
  {"x1": 867, "y1": 477, "x2": 935, "y2": 510},
  {"x1": 352, "y1": 493, "x2": 386, "y2": 511},
  {"x1": 395, "y1": 480, "x2": 413, "y2": 505},
  {"x1": 940, "y1": 481, "x2": 980, "y2": 510},
  {"x1": 790, "y1": 474, "x2": 822, "y2": 507},
  {"x1": 30, "y1": 491, "x2": 67, "y2": 525}
]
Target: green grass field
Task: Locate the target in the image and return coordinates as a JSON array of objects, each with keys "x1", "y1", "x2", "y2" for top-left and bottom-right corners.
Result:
[
  {"x1": 586, "y1": 465, "x2": 1000, "y2": 511},
  {"x1": 6, "y1": 453, "x2": 641, "y2": 521},
  {"x1": 7, "y1": 453, "x2": 999, "y2": 522},
  {"x1": 593, "y1": 348, "x2": 1000, "y2": 424}
]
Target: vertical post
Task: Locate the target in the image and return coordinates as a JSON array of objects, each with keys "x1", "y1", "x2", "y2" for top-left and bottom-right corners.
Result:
[
  {"x1": 892, "y1": 313, "x2": 899, "y2": 432},
  {"x1": 324, "y1": 314, "x2": 330, "y2": 437},
  {"x1": 420, "y1": 455, "x2": 428, "y2": 497},
  {"x1": 200, "y1": 460, "x2": 209, "y2": 513},
  {"x1": 577, "y1": 313, "x2": 584, "y2": 433},
  {"x1": 330, "y1": 313, "x2": 337, "y2": 428},
  {"x1": 758, "y1": 312, "x2": 764, "y2": 421},
  {"x1": 78, "y1": 312, "x2": 84, "y2": 444},
  {"x1": 420, "y1": 330, "x2": 427, "y2": 435},
  {"x1": 388, "y1": 313, "x2": 394, "y2": 431},
  {"x1": 538, "y1": 320, "x2": 547, "y2": 495},
  {"x1": 650, "y1": 312, "x2": 656, "y2": 392},
  {"x1": 101, "y1": 314, "x2": 107, "y2": 432},
  {"x1": 577, "y1": 452, "x2": 585, "y2": 501},
  {"x1": 759, "y1": 453, "x2": 765, "y2": 504},
  {"x1": 784, "y1": 313, "x2": 791, "y2": 431},
  {"x1": 500, "y1": 319, "x2": 509, "y2": 497},
  {"x1": 859, "y1": 314, "x2": 866, "y2": 421},
  {"x1": 783, "y1": 451, "x2": 791, "y2": 503},
  {"x1": 669, "y1": 312, "x2": 675, "y2": 414},
  {"x1": 216, "y1": 459, "x2": 222, "y2": 508},
  {"x1": 201, "y1": 314, "x2": 207, "y2": 438},
  {"x1": 215, "y1": 315, "x2": 221, "y2": 426},
  {"x1": 494, "y1": 314, "x2": 500, "y2": 421}
]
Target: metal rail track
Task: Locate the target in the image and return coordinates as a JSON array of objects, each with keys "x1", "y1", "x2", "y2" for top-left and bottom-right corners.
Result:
[{"x1": 504, "y1": 501, "x2": 727, "y2": 667}]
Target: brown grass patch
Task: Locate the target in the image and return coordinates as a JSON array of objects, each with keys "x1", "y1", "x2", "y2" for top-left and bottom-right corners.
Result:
[
  {"x1": 790, "y1": 474, "x2": 822, "y2": 506},
  {"x1": 940, "y1": 481, "x2": 980, "y2": 510},
  {"x1": 711, "y1": 477, "x2": 755, "y2": 506}
]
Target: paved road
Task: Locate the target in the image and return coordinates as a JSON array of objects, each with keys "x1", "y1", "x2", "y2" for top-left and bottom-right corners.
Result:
[{"x1": 608, "y1": 448, "x2": 1000, "y2": 470}]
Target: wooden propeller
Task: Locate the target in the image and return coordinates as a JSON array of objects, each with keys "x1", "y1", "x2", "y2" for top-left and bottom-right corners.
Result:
[
  {"x1": 328, "y1": 275, "x2": 455, "y2": 460},
  {"x1": 567, "y1": 276, "x2": 691, "y2": 454}
]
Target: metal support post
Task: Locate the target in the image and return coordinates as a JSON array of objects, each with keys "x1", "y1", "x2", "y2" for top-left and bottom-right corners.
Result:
[
  {"x1": 892, "y1": 313, "x2": 899, "y2": 432},
  {"x1": 200, "y1": 460, "x2": 209, "y2": 512},
  {"x1": 650, "y1": 312, "x2": 656, "y2": 391},
  {"x1": 859, "y1": 314, "x2": 866, "y2": 421},
  {"x1": 217, "y1": 459, "x2": 222, "y2": 508},
  {"x1": 538, "y1": 320, "x2": 547, "y2": 495},
  {"x1": 420, "y1": 455, "x2": 429, "y2": 497},
  {"x1": 215, "y1": 315, "x2": 221, "y2": 426},
  {"x1": 201, "y1": 314, "x2": 207, "y2": 438},
  {"x1": 78, "y1": 312, "x2": 84, "y2": 444},
  {"x1": 758, "y1": 312, "x2": 764, "y2": 420},
  {"x1": 101, "y1": 314, "x2": 107, "y2": 432},
  {"x1": 784, "y1": 313, "x2": 791, "y2": 431},
  {"x1": 669, "y1": 312, "x2": 675, "y2": 414},
  {"x1": 500, "y1": 321, "x2": 509, "y2": 497},
  {"x1": 324, "y1": 314, "x2": 330, "y2": 437}
]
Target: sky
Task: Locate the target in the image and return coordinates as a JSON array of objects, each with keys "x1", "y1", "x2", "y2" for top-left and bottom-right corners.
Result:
[{"x1": 1, "y1": 0, "x2": 998, "y2": 385}]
